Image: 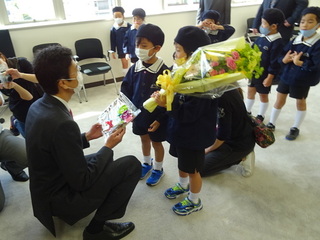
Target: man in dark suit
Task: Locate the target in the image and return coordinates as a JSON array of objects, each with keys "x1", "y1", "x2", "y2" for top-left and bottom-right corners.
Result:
[
  {"x1": 252, "y1": 0, "x2": 309, "y2": 43},
  {"x1": 25, "y1": 45, "x2": 141, "y2": 240},
  {"x1": 197, "y1": 0, "x2": 232, "y2": 24}
]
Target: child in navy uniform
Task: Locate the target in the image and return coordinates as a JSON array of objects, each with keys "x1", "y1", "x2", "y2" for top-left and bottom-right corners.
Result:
[
  {"x1": 153, "y1": 26, "x2": 218, "y2": 216},
  {"x1": 197, "y1": 10, "x2": 235, "y2": 44},
  {"x1": 245, "y1": 8, "x2": 285, "y2": 122},
  {"x1": 266, "y1": 7, "x2": 320, "y2": 140},
  {"x1": 123, "y1": 8, "x2": 146, "y2": 64},
  {"x1": 110, "y1": 7, "x2": 131, "y2": 75},
  {"x1": 121, "y1": 24, "x2": 169, "y2": 186}
]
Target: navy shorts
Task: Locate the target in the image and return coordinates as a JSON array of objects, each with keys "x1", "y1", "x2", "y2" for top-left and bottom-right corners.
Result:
[
  {"x1": 132, "y1": 120, "x2": 167, "y2": 142},
  {"x1": 277, "y1": 82, "x2": 310, "y2": 99},
  {"x1": 249, "y1": 78, "x2": 271, "y2": 94},
  {"x1": 117, "y1": 53, "x2": 126, "y2": 58},
  {"x1": 169, "y1": 145, "x2": 205, "y2": 173}
]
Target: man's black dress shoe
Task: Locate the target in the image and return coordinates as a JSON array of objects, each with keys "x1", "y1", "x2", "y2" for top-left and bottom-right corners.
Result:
[
  {"x1": 83, "y1": 221, "x2": 135, "y2": 240},
  {"x1": 1, "y1": 163, "x2": 29, "y2": 182}
]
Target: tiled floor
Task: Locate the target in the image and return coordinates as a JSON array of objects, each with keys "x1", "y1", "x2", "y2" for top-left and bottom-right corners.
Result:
[{"x1": 0, "y1": 83, "x2": 319, "y2": 240}]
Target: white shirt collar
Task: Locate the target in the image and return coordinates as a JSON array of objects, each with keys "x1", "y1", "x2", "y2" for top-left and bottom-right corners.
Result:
[
  {"x1": 52, "y1": 95, "x2": 70, "y2": 111},
  {"x1": 113, "y1": 21, "x2": 128, "y2": 30},
  {"x1": 293, "y1": 32, "x2": 320, "y2": 47},
  {"x1": 134, "y1": 57, "x2": 164, "y2": 74},
  {"x1": 264, "y1": 32, "x2": 282, "y2": 42}
]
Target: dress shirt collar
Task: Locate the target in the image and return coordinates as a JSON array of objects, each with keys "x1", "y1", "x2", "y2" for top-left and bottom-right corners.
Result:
[{"x1": 52, "y1": 95, "x2": 70, "y2": 111}]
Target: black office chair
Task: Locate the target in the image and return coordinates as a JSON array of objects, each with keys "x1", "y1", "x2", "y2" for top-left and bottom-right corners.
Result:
[
  {"x1": 74, "y1": 38, "x2": 119, "y2": 94},
  {"x1": 245, "y1": 18, "x2": 260, "y2": 45},
  {"x1": 32, "y1": 43, "x2": 61, "y2": 57}
]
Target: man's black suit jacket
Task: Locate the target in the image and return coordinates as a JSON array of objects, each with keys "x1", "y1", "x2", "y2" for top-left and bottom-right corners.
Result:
[{"x1": 26, "y1": 93, "x2": 114, "y2": 236}]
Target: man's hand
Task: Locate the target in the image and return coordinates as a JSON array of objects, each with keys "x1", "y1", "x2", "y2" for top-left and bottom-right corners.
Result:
[
  {"x1": 284, "y1": 20, "x2": 291, "y2": 27},
  {"x1": 85, "y1": 123, "x2": 103, "y2": 141},
  {"x1": 112, "y1": 52, "x2": 116, "y2": 60},
  {"x1": 105, "y1": 127, "x2": 126, "y2": 149}
]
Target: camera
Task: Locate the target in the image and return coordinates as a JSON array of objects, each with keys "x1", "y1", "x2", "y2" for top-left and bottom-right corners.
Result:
[{"x1": 0, "y1": 72, "x2": 12, "y2": 84}]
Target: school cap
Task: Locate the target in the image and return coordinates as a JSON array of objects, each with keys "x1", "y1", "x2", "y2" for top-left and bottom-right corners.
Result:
[
  {"x1": 301, "y1": 7, "x2": 320, "y2": 20},
  {"x1": 132, "y1": 8, "x2": 146, "y2": 18},
  {"x1": 174, "y1": 26, "x2": 211, "y2": 53},
  {"x1": 136, "y1": 24, "x2": 165, "y2": 46},
  {"x1": 201, "y1": 10, "x2": 220, "y2": 22},
  {"x1": 262, "y1": 8, "x2": 285, "y2": 25},
  {"x1": 112, "y1": 6, "x2": 124, "y2": 14}
]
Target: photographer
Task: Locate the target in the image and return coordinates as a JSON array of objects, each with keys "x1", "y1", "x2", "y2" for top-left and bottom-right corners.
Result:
[
  {"x1": 0, "y1": 52, "x2": 43, "y2": 137},
  {"x1": 0, "y1": 118, "x2": 29, "y2": 211}
]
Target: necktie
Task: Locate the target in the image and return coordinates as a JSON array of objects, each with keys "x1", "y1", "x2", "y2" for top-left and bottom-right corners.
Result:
[
  {"x1": 270, "y1": 0, "x2": 277, "y2": 8},
  {"x1": 69, "y1": 109, "x2": 73, "y2": 118}
]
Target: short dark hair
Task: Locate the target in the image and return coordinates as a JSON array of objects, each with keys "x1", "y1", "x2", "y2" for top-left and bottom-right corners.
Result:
[
  {"x1": 112, "y1": 6, "x2": 125, "y2": 14},
  {"x1": 132, "y1": 8, "x2": 146, "y2": 19},
  {"x1": 136, "y1": 24, "x2": 165, "y2": 47},
  {"x1": 33, "y1": 46, "x2": 72, "y2": 95},
  {"x1": 301, "y1": 7, "x2": 320, "y2": 23}
]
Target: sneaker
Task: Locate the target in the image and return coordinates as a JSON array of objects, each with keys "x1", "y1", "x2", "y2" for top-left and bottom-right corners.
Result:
[
  {"x1": 146, "y1": 169, "x2": 164, "y2": 186},
  {"x1": 10, "y1": 116, "x2": 20, "y2": 136},
  {"x1": 256, "y1": 115, "x2": 264, "y2": 123},
  {"x1": 140, "y1": 163, "x2": 152, "y2": 180},
  {"x1": 172, "y1": 197, "x2": 203, "y2": 216},
  {"x1": 241, "y1": 151, "x2": 255, "y2": 177},
  {"x1": 164, "y1": 183, "x2": 189, "y2": 199},
  {"x1": 266, "y1": 122, "x2": 275, "y2": 132},
  {"x1": 285, "y1": 127, "x2": 299, "y2": 141}
]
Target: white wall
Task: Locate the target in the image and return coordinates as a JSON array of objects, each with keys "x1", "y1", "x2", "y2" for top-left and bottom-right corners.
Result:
[{"x1": 7, "y1": 0, "x2": 319, "y2": 84}]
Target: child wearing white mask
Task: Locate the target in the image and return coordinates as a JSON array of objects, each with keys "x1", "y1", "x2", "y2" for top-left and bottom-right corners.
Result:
[
  {"x1": 123, "y1": 8, "x2": 146, "y2": 64},
  {"x1": 245, "y1": 8, "x2": 285, "y2": 123},
  {"x1": 121, "y1": 24, "x2": 169, "y2": 186},
  {"x1": 266, "y1": 7, "x2": 320, "y2": 140},
  {"x1": 110, "y1": 6, "x2": 131, "y2": 75}
]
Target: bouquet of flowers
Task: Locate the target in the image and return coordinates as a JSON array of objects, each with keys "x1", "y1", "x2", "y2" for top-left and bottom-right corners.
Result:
[
  {"x1": 143, "y1": 37, "x2": 263, "y2": 112},
  {"x1": 98, "y1": 92, "x2": 141, "y2": 137}
]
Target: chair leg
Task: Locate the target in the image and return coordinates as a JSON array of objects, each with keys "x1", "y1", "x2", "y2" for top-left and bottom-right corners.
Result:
[
  {"x1": 109, "y1": 70, "x2": 119, "y2": 95},
  {"x1": 77, "y1": 92, "x2": 82, "y2": 103},
  {"x1": 82, "y1": 84, "x2": 88, "y2": 102}
]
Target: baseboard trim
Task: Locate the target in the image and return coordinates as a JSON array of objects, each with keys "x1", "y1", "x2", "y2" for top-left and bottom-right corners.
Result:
[{"x1": 84, "y1": 77, "x2": 123, "y2": 88}]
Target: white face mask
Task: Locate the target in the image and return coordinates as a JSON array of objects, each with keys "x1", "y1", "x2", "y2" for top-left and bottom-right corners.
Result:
[
  {"x1": 114, "y1": 18, "x2": 123, "y2": 25},
  {"x1": 65, "y1": 70, "x2": 83, "y2": 94},
  {"x1": 72, "y1": 71, "x2": 84, "y2": 94},
  {"x1": 0, "y1": 61, "x2": 8, "y2": 72},
  {"x1": 135, "y1": 47, "x2": 155, "y2": 62}
]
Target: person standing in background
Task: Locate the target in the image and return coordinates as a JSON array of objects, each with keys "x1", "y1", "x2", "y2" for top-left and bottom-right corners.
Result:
[
  {"x1": 196, "y1": 0, "x2": 231, "y2": 24},
  {"x1": 110, "y1": 6, "x2": 131, "y2": 76},
  {"x1": 252, "y1": 0, "x2": 309, "y2": 44},
  {"x1": 123, "y1": 8, "x2": 146, "y2": 64}
]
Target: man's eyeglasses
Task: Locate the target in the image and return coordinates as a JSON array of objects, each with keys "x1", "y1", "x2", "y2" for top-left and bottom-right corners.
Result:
[{"x1": 61, "y1": 65, "x2": 81, "y2": 81}]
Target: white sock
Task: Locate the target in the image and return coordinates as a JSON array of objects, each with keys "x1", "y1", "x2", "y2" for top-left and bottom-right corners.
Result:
[
  {"x1": 292, "y1": 110, "x2": 306, "y2": 129},
  {"x1": 269, "y1": 107, "x2": 281, "y2": 125},
  {"x1": 258, "y1": 102, "x2": 269, "y2": 117},
  {"x1": 245, "y1": 99, "x2": 255, "y2": 113},
  {"x1": 122, "y1": 68, "x2": 128, "y2": 76},
  {"x1": 179, "y1": 177, "x2": 189, "y2": 189},
  {"x1": 143, "y1": 155, "x2": 152, "y2": 165},
  {"x1": 153, "y1": 161, "x2": 163, "y2": 171},
  {"x1": 189, "y1": 192, "x2": 200, "y2": 204}
]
